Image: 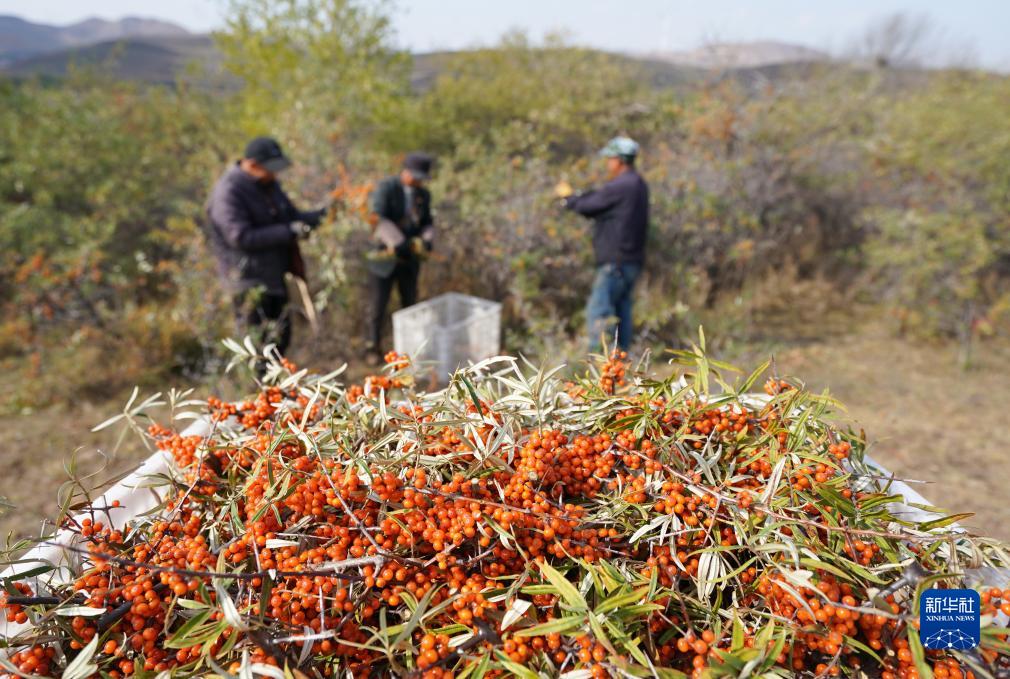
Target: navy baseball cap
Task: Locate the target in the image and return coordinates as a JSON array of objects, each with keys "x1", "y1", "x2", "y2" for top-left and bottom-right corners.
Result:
[
  {"x1": 244, "y1": 136, "x2": 292, "y2": 173},
  {"x1": 403, "y1": 152, "x2": 434, "y2": 181}
]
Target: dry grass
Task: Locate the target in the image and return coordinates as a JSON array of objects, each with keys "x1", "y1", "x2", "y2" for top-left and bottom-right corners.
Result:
[{"x1": 2, "y1": 326, "x2": 1008, "y2": 542}]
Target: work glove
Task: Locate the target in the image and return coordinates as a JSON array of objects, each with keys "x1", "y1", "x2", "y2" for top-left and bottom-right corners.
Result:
[
  {"x1": 410, "y1": 237, "x2": 431, "y2": 258},
  {"x1": 364, "y1": 246, "x2": 396, "y2": 262},
  {"x1": 289, "y1": 221, "x2": 318, "y2": 239},
  {"x1": 299, "y1": 208, "x2": 327, "y2": 228},
  {"x1": 554, "y1": 179, "x2": 574, "y2": 199}
]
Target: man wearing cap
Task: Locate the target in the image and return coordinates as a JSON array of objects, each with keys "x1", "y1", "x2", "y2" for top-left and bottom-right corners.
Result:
[
  {"x1": 364, "y1": 152, "x2": 436, "y2": 364},
  {"x1": 556, "y1": 136, "x2": 649, "y2": 353},
  {"x1": 206, "y1": 136, "x2": 326, "y2": 358}
]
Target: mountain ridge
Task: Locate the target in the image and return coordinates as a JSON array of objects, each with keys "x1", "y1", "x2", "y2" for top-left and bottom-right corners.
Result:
[
  {"x1": 1, "y1": 33, "x2": 832, "y2": 90},
  {"x1": 645, "y1": 40, "x2": 829, "y2": 69},
  {"x1": 0, "y1": 14, "x2": 843, "y2": 90},
  {"x1": 0, "y1": 14, "x2": 189, "y2": 64}
]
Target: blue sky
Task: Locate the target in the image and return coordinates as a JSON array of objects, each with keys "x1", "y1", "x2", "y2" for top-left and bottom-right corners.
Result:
[{"x1": 3, "y1": 0, "x2": 1009, "y2": 69}]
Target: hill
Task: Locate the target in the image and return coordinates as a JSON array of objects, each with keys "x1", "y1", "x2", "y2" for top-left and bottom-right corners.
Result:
[
  {"x1": 0, "y1": 14, "x2": 189, "y2": 65},
  {"x1": 3, "y1": 38, "x2": 830, "y2": 92},
  {"x1": 647, "y1": 40, "x2": 828, "y2": 69},
  {"x1": 1, "y1": 35, "x2": 225, "y2": 86}
]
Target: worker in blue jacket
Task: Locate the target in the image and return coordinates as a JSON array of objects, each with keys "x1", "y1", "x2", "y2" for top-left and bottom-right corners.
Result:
[{"x1": 557, "y1": 136, "x2": 649, "y2": 353}]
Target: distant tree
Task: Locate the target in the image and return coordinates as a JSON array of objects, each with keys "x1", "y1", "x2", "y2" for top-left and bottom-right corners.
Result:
[
  {"x1": 853, "y1": 12, "x2": 933, "y2": 68},
  {"x1": 387, "y1": 31, "x2": 650, "y2": 156},
  {"x1": 215, "y1": 0, "x2": 410, "y2": 171}
]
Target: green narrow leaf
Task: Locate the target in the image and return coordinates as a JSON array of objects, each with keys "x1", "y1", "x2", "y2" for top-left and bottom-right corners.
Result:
[
  {"x1": 854, "y1": 494, "x2": 905, "y2": 511},
  {"x1": 655, "y1": 670, "x2": 689, "y2": 679},
  {"x1": 738, "y1": 359, "x2": 771, "y2": 395},
  {"x1": 163, "y1": 609, "x2": 213, "y2": 648},
  {"x1": 461, "y1": 376, "x2": 485, "y2": 417},
  {"x1": 514, "y1": 615, "x2": 584, "y2": 637},
  {"x1": 906, "y1": 626, "x2": 934, "y2": 679},
  {"x1": 798, "y1": 558, "x2": 860, "y2": 585},
  {"x1": 588, "y1": 613, "x2": 617, "y2": 655},
  {"x1": 538, "y1": 561, "x2": 587, "y2": 609},
  {"x1": 2, "y1": 565, "x2": 55, "y2": 583},
  {"x1": 731, "y1": 614, "x2": 744, "y2": 651},
  {"x1": 493, "y1": 651, "x2": 540, "y2": 679},
  {"x1": 917, "y1": 513, "x2": 973, "y2": 531},
  {"x1": 843, "y1": 635, "x2": 884, "y2": 665},
  {"x1": 457, "y1": 652, "x2": 491, "y2": 679},
  {"x1": 214, "y1": 579, "x2": 247, "y2": 631},
  {"x1": 609, "y1": 603, "x2": 663, "y2": 618},
  {"x1": 175, "y1": 598, "x2": 211, "y2": 610},
  {"x1": 258, "y1": 575, "x2": 274, "y2": 618},
  {"x1": 392, "y1": 584, "x2": 438, "y2": 649},
  {"x1": 63, "y1": 635, "x2": 99, "y2": 679},
  {"x1": 595, "y1": 586, "x2": 648, "y2": 614}
]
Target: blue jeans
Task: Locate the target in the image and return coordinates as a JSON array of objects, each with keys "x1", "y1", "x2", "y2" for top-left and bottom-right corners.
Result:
[{"x1": 586, "y1": 263, "x2": 641, "y2": 352}]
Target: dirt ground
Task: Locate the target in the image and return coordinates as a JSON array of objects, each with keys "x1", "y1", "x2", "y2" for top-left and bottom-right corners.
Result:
[
  {"x1": 752, "y1": 326, "x2": 1010, "y2": 542},
  {"x1": 0, "y1": 400, "x2": 141, "y2": 542},
  {"x1": 2, "y1": 325, "x2": 1008, "y2": 542}
]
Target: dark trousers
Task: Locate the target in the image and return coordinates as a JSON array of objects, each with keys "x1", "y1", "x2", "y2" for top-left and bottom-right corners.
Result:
[
  {"x1": 367, "y1": 261, "x2": 419, "y2": 351},
  {"x1": 235, "y1": 292, "x2": 292, "y2": 357}
]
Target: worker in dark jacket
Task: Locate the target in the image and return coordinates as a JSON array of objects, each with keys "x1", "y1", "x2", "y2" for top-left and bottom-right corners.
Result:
[
  {"x1": 557, "y1": 136, "x2": 649, "y2": 352},
  {"x1": 206, "y1": 136, "x2": 325, "y2": 357},
  {"x1": 365, "y1": 152, "x2": 435, "y2": 363}
]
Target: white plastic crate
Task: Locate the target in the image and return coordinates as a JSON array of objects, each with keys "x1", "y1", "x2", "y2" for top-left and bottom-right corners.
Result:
[{"x1": 393, "y1": 292, "x2": 501, "y2": 382}]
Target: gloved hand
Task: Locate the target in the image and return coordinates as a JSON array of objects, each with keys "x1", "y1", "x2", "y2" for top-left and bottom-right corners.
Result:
[
  {"x1": 299, "y1": 208, "x2": 327, "y2": 228},
  {"x1": 554, "y1": 179, "x2": 574, "y2": 199},
  {"x1": 290, "y1": 221, "x2": 317, "y2": 239},
  {"x1": 364, "y1": 246, "x2": 396, "y2": 262},
  {"x1": 410, "y1": 237, "x2": 430, "y2": 257}
]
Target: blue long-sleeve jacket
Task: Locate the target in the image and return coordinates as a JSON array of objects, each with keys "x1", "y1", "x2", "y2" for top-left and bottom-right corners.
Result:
[{"x1": 565, "y1": 169, "x2": 649, "y2": 265}]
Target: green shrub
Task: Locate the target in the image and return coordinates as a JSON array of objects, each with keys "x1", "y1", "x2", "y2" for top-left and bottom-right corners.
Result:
[
  {"x1": 6, "y1": 1, "x2": 1010, "y2": 409},
  {"x1": 0, "y1": 75, "x2": 229, "y2": 409}
]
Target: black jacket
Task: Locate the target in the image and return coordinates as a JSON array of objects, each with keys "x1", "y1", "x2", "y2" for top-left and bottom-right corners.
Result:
[
  {"x1": 206, "y1": 163, "x2": 302, "y2": 296},
  {"x1": 566, "y1": 169, "x2": 650, "y2": 266},
  {"x1": 370, "y1": 175, "x2": 434, "y2": 240}
]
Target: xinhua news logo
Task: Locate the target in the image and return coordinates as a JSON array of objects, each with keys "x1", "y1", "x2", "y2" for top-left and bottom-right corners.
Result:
[{"x1": 920, "y1": 589, "x2": 981, "y2": 650}]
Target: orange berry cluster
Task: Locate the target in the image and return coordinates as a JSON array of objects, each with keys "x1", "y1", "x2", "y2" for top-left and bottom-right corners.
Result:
[
  {"x1": 1, "y1": 583, "x2": 32, "y2": 625},
  {"x1": 347, "y1": 353, "x2": 408, "y2": 403},
  {"x1": 3, "y1": 646, "x2": 55, "y2": 677},
  {"x1": 764, "y1": 377, "x2": 794, "y2": 396},
  {"x1": 599, "y1": 349, "x2": 627, "y2": 394}
]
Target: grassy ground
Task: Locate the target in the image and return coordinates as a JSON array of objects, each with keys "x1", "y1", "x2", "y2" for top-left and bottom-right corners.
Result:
[{"x1": 2, "y1": 324, "x2": 1008, "y2": 542}]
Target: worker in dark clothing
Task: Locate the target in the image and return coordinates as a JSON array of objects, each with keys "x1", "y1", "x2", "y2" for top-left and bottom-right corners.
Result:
[
  {"x1": 557, "y1": 136, "x2": 649, "y2": 352},
  {"x1": 365, "y1": 152, "x2": 435, "y2": 364},
  {"x1": 206, "y1": 136, "x2": 326, "y2": 358}
]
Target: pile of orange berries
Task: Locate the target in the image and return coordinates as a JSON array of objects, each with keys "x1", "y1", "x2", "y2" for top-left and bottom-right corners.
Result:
[
  {"x1": 599, "y1": 350, "x2": 627, "y2": 394},
  {"x1": 3, "y1": 352, "x2": 1009, "y2": 678}
]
